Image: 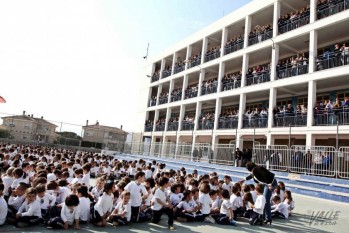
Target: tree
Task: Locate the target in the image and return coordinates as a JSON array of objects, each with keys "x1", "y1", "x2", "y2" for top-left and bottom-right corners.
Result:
[
  {"x1": 0, "y1": 129, "x2": 10, "y2": 138},
  {"x1": 56, "y1": 131, "x2": 82, "y2": 140}
]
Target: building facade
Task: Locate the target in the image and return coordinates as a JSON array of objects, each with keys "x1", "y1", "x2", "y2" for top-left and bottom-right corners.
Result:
[
  {"x1": 138, "y1": 0, "x2": 349, "y2": 149},
  {"x1": 1, "y1": 112, "x2": 58, "y2": 143},
  {"x1": 82, "y1": 123, "x2": 127, "y2": 151}
]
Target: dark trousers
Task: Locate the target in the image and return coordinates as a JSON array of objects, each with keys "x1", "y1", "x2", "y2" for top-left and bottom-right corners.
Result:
[
  {"x1": 249, "y1": 211, "x2": 263, "y2": 225},
  {"x1": 271, "y1": 211, "x2": 286, "y2": 219},
  {"x1": 109, "y1": 216, "x2": 128, "y2": 225},
  {"x1": 131, "y1": 206, "x2": 140, "y2": 222},
  {"x1": 7, "y1": 205, "x2": 18, "y2": 219},
  {"x1": 176, "y1": 211, "x2": 205, "y2": 222},
  {"x1": 16, "y1": 216, "x2": 40, "y2": 226},
  {"x1": 211, "y1": 213, "x2": 230, "y2": 225},
  {"x1": 152, "y1": 207, "x2": 174, "y2": 226}
]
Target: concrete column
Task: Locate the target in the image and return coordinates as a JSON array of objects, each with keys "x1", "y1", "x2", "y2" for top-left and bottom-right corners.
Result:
[
  {"x1": 217, "y1": 61, "x2": 225, "y2": 93},
  {"x1": 185, "y1": 45, "x2": 192, "y2": 69},
  {"x1": 198, "y1": 69, "x2": 205, "y2": 97},
  {"x1": 191, "y1": 135, "x2": 197, "y2": 161},
  {"x1": 244, "y1": 15, "x2": 251, "y2": 48},
  {"x1": 178, "y1": 105, "x2": 185, "y2": 131},
  {"x1": 171, "y1": 52, "x2": 177, "y2": 75},
  {"x1": 221, "y1": 27, "x2": 228, "y2": 57},
  {"x1": 201, "y1": 37, "x2": 208, "y2": 64},
  {"x1": 236, "y1": 134, "x2": 243, "y2": 150},
  {"x1": 211, "y1": 134, "x2": 219, "y2": 154},
  {"x1": 153, "y1": 110, "x2": 159, "y2": 132},
  {"x1": 307, "y1": 80, "x2": 317, "y2": 127},
  {"x1": 165, "y1": 108, "x2": 172, "y2": 131},
  {"x1": 268, "y1": 87, "x2": 277, "y2": 128},
  {"x1": 182, "y1": 75, "x2": 188, "y2": 100},
  {"x1": 308, "y1": 30, "x2": 318, "y2": 73},
  {"x1": 156, "y1": 84, "x2": 162, "y2": 106},
  {"x1": 310, "y1": 0, "x2": 317, "y2": 23},
  {"x1": 168, "y1": 80, "x2": 174, "y2": 104},
  {"x1": 266, "y1": 133, "x2": 274, "y2": 146},
  {"x1": 273, "y1": 0, "x2": 280, "y2": 37},
  {"x1": 241, "y1": 54, "x2": 249, "y2": 88},
  {"x1": 194, "y1": 102, "x2": 202, "y2": 130},
  {"x1": 270, "y1": 44, "x2": 279, "y2": 81},
  {"x1": 238, "y1": 93, "x2": 246, "y2": 129},
  {"x1": 306, "y1": 132, "x2": 314, "y2": 147},
  {"x1": 159, "y1": 58, "x2": 165, "y2": 79},
  {"x1": 214, "y1": 98, "x2": 222, "y2": 130},
  {"x1": 161, "y1": 136, "x2": 167, "y2": 157},
  {"x1": 174, "y1": 134, "x2": 180, "y2": 159}
]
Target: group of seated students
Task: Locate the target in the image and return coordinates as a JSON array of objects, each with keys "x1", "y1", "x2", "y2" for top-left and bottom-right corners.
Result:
[{"x1": 277, "y1": 5, "x2": 310, "y2": 34}]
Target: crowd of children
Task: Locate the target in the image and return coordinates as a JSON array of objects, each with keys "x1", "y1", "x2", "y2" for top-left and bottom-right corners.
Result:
[{"x1": 0, "y1": 143, "x2": 295, "y2": 230}]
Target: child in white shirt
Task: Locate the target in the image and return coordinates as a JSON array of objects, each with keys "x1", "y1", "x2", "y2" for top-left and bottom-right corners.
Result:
[
  {"x1": 60, "y1": 194, "x2": 81, "y2": 230},
  {"x1": 174, "y1": 190, "x2": 204, "y2": 222},
  {"x1": 36, "y1": 184, "x2": 56, "y2": 220},
  {"x1": 170, "y1": 183, "x2": 183, "y2": 206},
  {"x1": 212, "y1": 189, "x2": 237, "y2": 225},
  {"x1": 0, "y1": 184, "x2": 8, "y2": 226},
  {"x1": 91, "y1": 178, "x2": 105, "y2": 203},
  {"x1": 15, "y1": 187, "x2": 42, "y2": 227},
  {"x1": 108, "y1": 191, "x2": 131, "y2": 226},
  {"x1": 271, "y1": 195, "x2": 289, "y2": 219},
  {"x1": 92, "y1": 181, "x2": 114, "y2": 227},
  {"x1": 77, "y1": 185, "x2": 91, "y2": 223},
  {"x1": 249, "y1": 184, "x2": 266, "y2": 225}
]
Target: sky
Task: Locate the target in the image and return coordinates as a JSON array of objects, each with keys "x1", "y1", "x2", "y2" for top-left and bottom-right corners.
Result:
[{"x1": 0, "y1": 0, "x2": 252, "y2": 133}]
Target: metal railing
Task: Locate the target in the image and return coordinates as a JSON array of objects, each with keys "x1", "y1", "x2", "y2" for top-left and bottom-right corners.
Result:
[
  {"x1": 218, "y1": 117, "x2": 238, "y2": 129},
  {"x1": 276, "y1": 63, "x2": 308, "y2": 80},
  {"x1": 198, "y1": 119, "x2": 214, "y2": 130},
  {"x1": 204, "y1": 51, "x2": 220, "y2": 63},
  {"x1": 144, "y1": 124, "x2": 153, "y2": 132},
  {"x1": 224, "y1": 40, "x2": 244, "y2": 55},
  {"x1": 248, "y1": 29, "x2": 273, "y2": 46},
  {"x1": 184, "y1": 89, "x2": 198, "y2": 99},
  {"x1": 274, "y1": 113, "x2": 307, "y2": 127},
  {"x1": 155, "y1": 122, "x2": 165, "y2": 132},
  {"x1": 162, "y1": 69, "x2": 172, "y2": 79},
  {"x1": 170, "y1": 93, "x2": 182, "y2": 102},
  {"x1": 278, "y1": 14, "x2": 310, "y2": 35},
  {"x1": 253, "y1": 145, "x2": 289, "y2": 172},
  {"x1": 316, "y1": 51, "x2": 349, "y2": 71},
  {"x1": 181, "y1": 121, "x2": 195, "y2": 131},
  {"x1": 149, "y1": 100, "x2": 156, "y2": 107},
  {"x1": 314, "y1": 108, "x2": 349, "y2": 126},
  {"x1": 151, "y1": 74, "x2": 159, "y2": 83},
  {"x1": 221, "y1": 79, "x2": 241, "y2": 91},
  {"x1": 174, "y1": 65, "x2": 185, "y2": 74},
  {"x1": 167, "y1": 122, "x2": 179, "y2": 131},
  {"x1": 158, "y1": 96, "x2": 168, "y2": 105},
  {"x1": 246, "y1": 71, "x2": 270, "y2": 86},
  {"x1": 201, "y1": 83, "x2": 217, "y2": 96},
  {"x1": 317, "y1": 0, "x2": 349, "y2": 20},
  {"x1": 188, "y1": 58, "x2": 201, "y2": 69},
  {"x1": 243, "y1": 116, "x2": 268, "y2": 128}
]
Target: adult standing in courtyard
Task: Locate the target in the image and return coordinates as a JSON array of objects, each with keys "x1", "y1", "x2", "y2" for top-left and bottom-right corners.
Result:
[{"x1": 239, "y1": 162, "x2": 277, "y2": 224}]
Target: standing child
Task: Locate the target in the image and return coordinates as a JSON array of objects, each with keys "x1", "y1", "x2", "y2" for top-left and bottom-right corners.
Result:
[
  {"x1": 16, "y1": 187, "x2": 42, "y2": 227},
  {"x1": 151, "y1": 177, "x2": 175, "y2": 230},
  {"x1": 249, "y1": 184, "x2": 266, "y2": 225},
  {"x1": 92, "y1": 181, "x2": 114, "y2": 227},
  {"x1": 107, "y1": 191, "x2": 131, "y2": 226}
]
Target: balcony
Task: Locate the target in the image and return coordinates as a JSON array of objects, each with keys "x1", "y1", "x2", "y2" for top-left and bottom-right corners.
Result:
[
  {"x1": 145, "y1": 124, "x2": 153, "y2": 132},
  {"x1": 174, "y1": 65, "x2": 185, "y2": 74},
  {"x1": 155, "y1": 122, "x2": 165, "y2": 131},
  {"x1": 314, "y1": 107, "x2": 349, "y2": 126},
  {"x1": 149, "y1": 99, "x2": 156, "y2": 107},
  {"x1": 316, "y1": 51, "x2": 349, "y2": 71},
  {"x1": 243, "y1": 115, "x2": 268, "y2": 128},
  {"x1": 201, "y1": 81, "x2": 218, "y2": 96},
  {"x1": 198, "y1": 118, "x2": 214, "y2": 130},
  {"x1": 151, "y1": 73, "x2": 159, "y2": 83},
  {"x1": 204, "y1": 50, "x2": 220, "y2": 63},
  {"x1": 181, "y1": 120, "x2": 195, "y2": 131},
  {"x1": 188, "y1": 57, "x2": 201, "y2": 69},
  {"x1": 248, "y1": 28, "x2": 272, "y2": 46},
  {"x1": 221, "y1": 78, "x2": 241, "y2": 91},
  {"x1": 224, "y1": 40, "x2": 244, "y2": 55},
  {"x1": 167, "y1": 121, "x2": 179, "y2": 131},
  {"x1": 274, "y1": 113, "x2": 307, "y2": 127},
  {"x1": 246, "y1": 70, "x2": 270, "y2": 86},
  {"x1": 278, "y1": 14, "x2": 310, "y2": 35},
  {"x1": 276, "y1": 63, "x2": 308, "y2": 80},
  {"x1": 218, "y1": 116, "x2": 238, "y2": 129},
  {"x1": 171, "y1": 93, "x2": 182, "y2": 102},
  {"x1": 185, "y1": 86, "x2": 198, "y2": 99},
  {"x1": 162, "y1": 69, "x2": 172, "y2": 79},
  {"x1": 317, "y1": 0, "x2": 349, "y2": 20},
  {"x1": 158, "y1": 96, "x2": 168, "y2": 105}
]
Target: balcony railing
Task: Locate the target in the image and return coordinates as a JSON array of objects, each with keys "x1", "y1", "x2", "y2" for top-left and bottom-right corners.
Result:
[
  {"x1": 201, "y1": 83, "x2": 218, "y2": 96},
  {"x1": 185, "y1": 89, "x2": 198, "y2": 99},
  {"x1": 314, "y1": 107, "x2": 349, "y2": 126},
  {"x1": 158, "y1": 97, "x2": 168, "y2": 105},
  {"x1": 155, "y1": 122, "x2": 165, "y2": 131},
  {"x1": 278, "y1": 14, "x2": 310, "y2": 35},
  {"x1": 276, "y1": 63, "x2": 308, "y2": 80},
  {"x1": 274, "y1": 113, "x2": 307, "y2": 127},
  {"x1": 243, "y1": 116, "x2": 268, "y2": 128},
  {"x1": 174, "y1": 65, "x2": 185, "y2": 74},
  {"x1": 198, "y1": 119, "x2": 214, "y2": 130},
  {"x1": 248, "y1": 29, "x2": 273, "y2": 46},
  {"x1": 317, "y1": 0, "x2": 349, "y2": 20},
  {"x1": 246, "y1": 71, "x2": 270, "y2": 86},
  {"x1": 218, "y1": 117, "x2": 238, "y2": 129},
  {"x1": 149, "y1": 100, "x2": 156, "y2": 107},
  {"x1": 204, "y1": 51, "x2": 220, "y2": 63},
  {"x1": 224, "y1": 40, "x2": 244, "y2": 55},
  {"x1": 222, "y1": 79, "x2": 241, "y2": 91},
  {"x1": 170, "y1": 93, "x2": 182, "y2": 102},
  {"x1": 188, "y1": 58, "x2": 201, "y2": 69},
  {"x1": 162, "y1": 70, "x2": 172, "y2": 79},
  {"x1": 316, "y1": 51, "x2": 349, "y2": 71},
  {"x1": 151, "y1": 74, "x2": 159, "y2": 83},
  {"x1": 181, "y1": 121, "x2": 195, "y2": 131},
  {"x1": 145, "y1": 124, "x2": 153, "y2": 132},
  {"x1": 167, "y1": 122, "x2": 179, "y2": 131}
]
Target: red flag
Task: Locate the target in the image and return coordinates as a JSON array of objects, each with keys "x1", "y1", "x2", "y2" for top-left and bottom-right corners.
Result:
[{"x1": 0, "y1": 96, "x2": 6, "y2": 103}]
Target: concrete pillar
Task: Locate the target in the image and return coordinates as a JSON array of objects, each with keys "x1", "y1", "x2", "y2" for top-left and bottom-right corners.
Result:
[
  {"x1": 244, "y1": 15, "x2": 251, "y2": 48},
  {"x1": 174, "y1": 134, "x2": 180, "y2": 159},
  {"x1": 217, "y1": 61, "x2": 225, "y2": 93},
  {"x1": 191, "y1": 135, "x2": 197, "y2": 161},
  {"x1": 266, "y1": 133, "x2": 274, "y2": 146},
  {"x1": 159, "y1": 58, "x2": 165, "y2": 79},
  {"x1": 273, "y1": 0, "x2": 280, "y2": 37},
  {"x1": 178, "y1": 105, "x2": 185, "y2": 131},
  {"x1": 182, "y1": 75, "x2": 188, "y2": 100},
  {"x1": 153, "y1": 110, "x2": 159, "y2": 132},
  {"x1": 236, "y1": 134, "x2": 243, "y2": 150},
  {"x1": 165, "y1": 108, "x2": 172, "y2": 131},
  {"x1": 186, "y1": 45, "x2": 192, "y2": 69},
  {"x1": 156, "y1": 84, "x2": 162, "y2": 106},
  {"x1": 171, "y1": 52, "x2": 177, "y2": 75},
  {"x1": 201, "y1": 37, "x2": 208, "y2": 64},
  {"x1": 307, "y1": 80, "x2": 317, "y2": 127},
  {"x1": 194, "y1": 102, "x2": 202, "y2": 130},
  {"x1": 241, "y1": 54, "x2": 249, "y2": 88},
  {"x1": 268, "y1": 87, "x2": 277, "y2": 128},
  {"x1": 238, "y1": 93, "x2": 246, "y2": 129},
  {"x1": 310, "y1": 0, "x2": 317, "y2": 23},
  {"x1": 214, "y1": 98, "x2": 222, "y2": 130},
  {"x1": 168, "y1": 80, "x2": 174, "y2": 104},
  {"x1": 270, "y1": 44, "x2": 279, "y2": 81},
  {"x1": 306, "y1": 132, "x2": 314, "y2": 147},
  {"x1": 198, "y1": 69, "x2": 205, "y2": 97},
  {"x1": 221, "y1": 27, "x2": 228, "y2": 57},
  {"x1": 308, "y1": 30, "x2": 318, "y2": 73}
]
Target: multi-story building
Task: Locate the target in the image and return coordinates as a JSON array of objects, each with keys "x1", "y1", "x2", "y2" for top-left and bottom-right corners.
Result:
[
  {"x1": 82, "y1": 122, "x2": 127, "y2": 151},
  {"x1": 137, "y1": 0, "x2": 349, "y2": 150},
  {"x1": 1, "y1": 111, "x2": 58, "y2": 143}
]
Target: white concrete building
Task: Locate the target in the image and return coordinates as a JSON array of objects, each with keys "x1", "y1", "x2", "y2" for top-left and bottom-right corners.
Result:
[{"x1": 137, "y1": 0, "x2": 349, "y2": 149}]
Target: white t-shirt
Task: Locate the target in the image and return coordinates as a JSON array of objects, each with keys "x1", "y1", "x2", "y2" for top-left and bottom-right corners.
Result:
[
  {"x1": 0, "y1": 196, "x2": 8, "y2": 225},
  {"x1": 145, "y1": 170, "x2": 152, "y2": 179},
  {"x1": 254, "y1": 195, "x2": 266, "y2": 215},
  {"x1": 2, "y1": 176, "x2": 14, "y2": 196},
  {"x1": 61, "y1": 204, "x2": 81, "y2": 224},
  {"x1": 271, "y1": 202, "x2": 289, "y2": 219},
  {"x1": 38, "y1": 193, "x2": 56, "y2": 210},
  {"x1": 152, "y1": 188, "x2": 167, "y2": 211},
  {"x1": 199, "y1": 193, "x2": 211, "y2": 215},
  {"x1": 170, "y1": 193, "x2": 183, "y2": 206},
  {"x1": 79, "y1": 197, "x2": 91, "y2": 221},
  {"x1": 115, "y1": 201, "x2": 131, "y2": 221},
  {"x1": 177, "y1": 200, "x2": 197, "y2": 211},
  {"x1": 230, "y1": 194, "x2": 242, "y2": 210},
  {"x1": 124, "y1": 181, "x2": 147, "y2": 207},
  {"x1": 143, "y1": 193, "x2": 153, "y2": 206},
  {"x1": 94, "y1": 192, "x2": 113, "y2": 216},
  {"x1": 18, "y1": 199, "x2": 42, "y2": 218},
  {"x1": 222, "y1": 182, "x2": 233, "y2": 194},
  {"x1": 220, "y1": 199, "x2": 232, "y2": 216},
  {"x1": 212, "y1": 197, "x2": 222, "y2": 210}
]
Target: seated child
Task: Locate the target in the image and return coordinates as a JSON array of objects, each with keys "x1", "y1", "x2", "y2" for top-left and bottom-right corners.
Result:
[
  {"x1": 107, "y1": 191, "x2": 131, "y2": 226},
  {"x1": 271, "y1": 195, "x2": 289, "y2": 219},
  {"x1": 16, "y1": 187, "x2": 42, "y2": 227}
]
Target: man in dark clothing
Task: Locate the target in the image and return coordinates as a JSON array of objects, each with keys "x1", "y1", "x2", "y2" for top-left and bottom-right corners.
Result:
[{"x1": 235, "y1": 148, "x2": 243, "y2": 167}]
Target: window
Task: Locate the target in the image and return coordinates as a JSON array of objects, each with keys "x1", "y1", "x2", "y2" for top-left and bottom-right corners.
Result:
[
  {"x1": 336, "y1": 91, "x2": 349, "y2": 101},
  {"x1": 246, "y1": 103, "x2": 263, "y2": 110},
  {"x1": 277, "y1": 99, "x2": 292, "y2": 107},
  {"x1": 316, "y1": 94, "x2": 330, "y2": 105},
  {"x1": 297, "y1": 96, "x2": 308, "y2": 106}
]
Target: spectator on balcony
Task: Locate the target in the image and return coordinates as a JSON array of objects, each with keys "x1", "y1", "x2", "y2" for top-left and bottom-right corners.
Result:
[{"x1": 340, "y1": 43, "x2": 349, "y2": 65}]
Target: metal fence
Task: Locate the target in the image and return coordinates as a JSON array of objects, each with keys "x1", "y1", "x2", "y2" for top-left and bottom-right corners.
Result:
[{"x1": 253, "y1": 145, "x2": 349, "y2": 178}]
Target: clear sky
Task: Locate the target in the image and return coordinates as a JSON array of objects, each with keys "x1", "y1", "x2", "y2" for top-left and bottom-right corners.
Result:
[{"x1": 0, "y1": 0, "x2": 252, "y2": 133}]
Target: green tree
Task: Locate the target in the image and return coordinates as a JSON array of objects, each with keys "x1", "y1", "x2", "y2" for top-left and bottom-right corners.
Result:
[
  {"x1": 0, "y1": 129, "x2": 11, "y2": 138},
  {"x1": 56, "y1": 131, "x2": 82, "y2": 140}
]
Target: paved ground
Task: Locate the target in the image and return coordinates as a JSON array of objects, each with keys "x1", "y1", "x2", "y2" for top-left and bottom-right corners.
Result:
[{"x1": 0, "y1": 192, "x2": 347, "y2": 233}]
